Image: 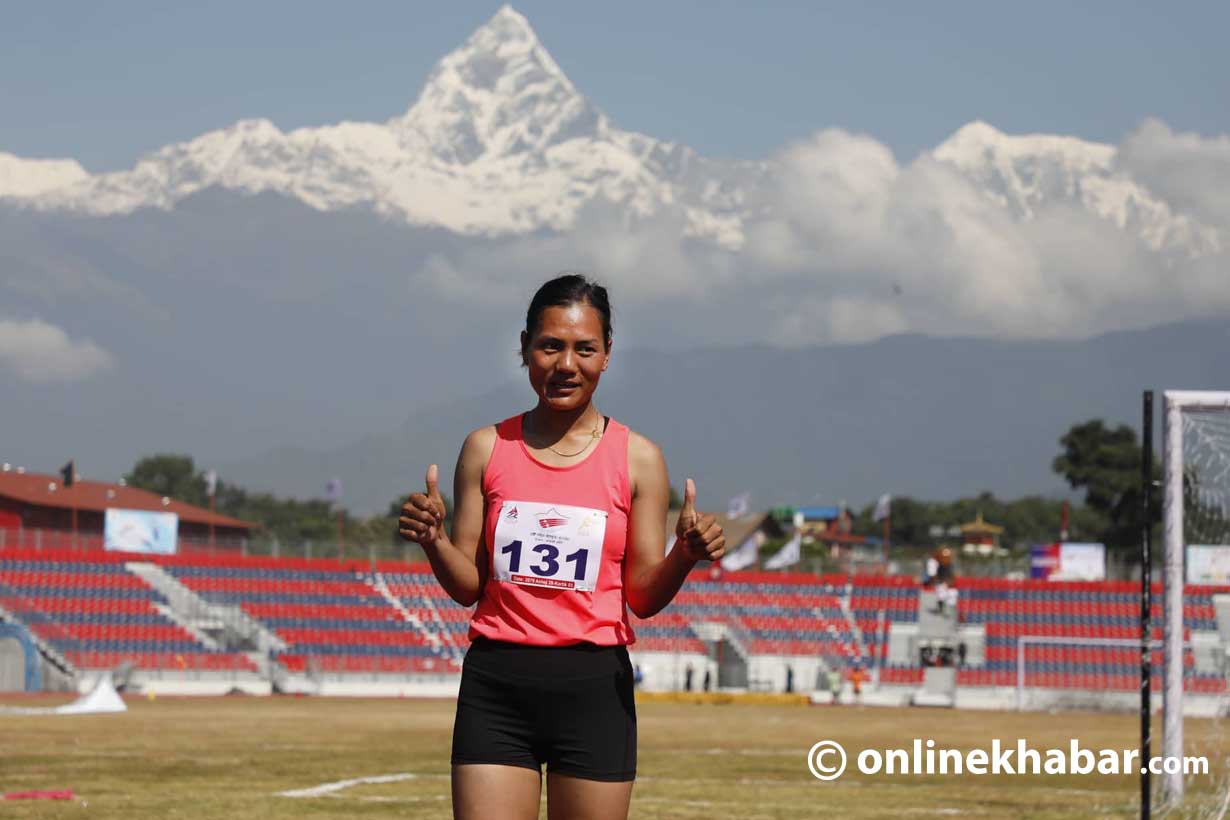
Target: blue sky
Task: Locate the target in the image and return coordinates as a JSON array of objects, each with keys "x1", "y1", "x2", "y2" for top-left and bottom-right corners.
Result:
[{"x1": 3, "y1": 1, "x2": 1227, "y2": 171}]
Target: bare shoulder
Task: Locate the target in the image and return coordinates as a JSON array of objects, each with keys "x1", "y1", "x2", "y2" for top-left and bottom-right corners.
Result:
[
  {"x1": 457, "y1": 424, "x2": 499, "y2": 477},
  {"x1": 625, "y1": 429, "x2": 667, "y2": 493},
  {"x1": 626, "y1": 429, "x2": 664, "y2": 466},
  {"x1": 463, "y1": 424, "x2": 499, "y2": 454}
]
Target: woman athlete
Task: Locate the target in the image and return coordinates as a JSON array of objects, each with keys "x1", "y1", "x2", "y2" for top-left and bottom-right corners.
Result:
[{"x1": 398, "y1": 274, "x2": 726, "y2": 820}]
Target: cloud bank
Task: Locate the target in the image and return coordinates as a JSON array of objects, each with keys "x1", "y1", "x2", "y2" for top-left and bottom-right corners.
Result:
[
  {"x1": 0, "y1": 319, "x2": 115, "y2": 382},
  {"x1": 413, "y1": 120, "x2": 1230, "y2": 347}
]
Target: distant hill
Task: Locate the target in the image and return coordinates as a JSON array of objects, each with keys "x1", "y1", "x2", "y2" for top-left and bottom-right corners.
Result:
[{"x1": 219, "y1": 318, "x2": 1230, "y2": 514}]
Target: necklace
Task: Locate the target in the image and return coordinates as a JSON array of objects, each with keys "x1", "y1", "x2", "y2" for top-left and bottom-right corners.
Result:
[{"x1": 528, "y1": 413, "x2": 602, "y2": 458}]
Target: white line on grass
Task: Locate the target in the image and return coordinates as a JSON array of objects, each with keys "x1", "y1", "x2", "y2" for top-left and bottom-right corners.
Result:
[{"x1": 277, "y1": 773, "x2": 421, "y2": 798}]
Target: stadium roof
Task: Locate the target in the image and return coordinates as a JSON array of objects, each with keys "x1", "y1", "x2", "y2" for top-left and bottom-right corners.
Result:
[
  {"x1": 795, "y1": 506, "x2": 841, "y2": 521},
  {"x1": 0, "y1": 469, "x2": 256, "y2": 531}
]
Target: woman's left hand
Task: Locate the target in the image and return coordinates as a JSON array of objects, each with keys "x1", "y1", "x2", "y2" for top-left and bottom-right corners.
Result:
[{"x1": 675, "y1": 478, "x2": 726, "y2": 562}]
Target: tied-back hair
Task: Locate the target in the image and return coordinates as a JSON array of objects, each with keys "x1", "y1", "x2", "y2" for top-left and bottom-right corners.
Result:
[{"x1": 520, "y1": 273, "x2": 613, "y2": 366}]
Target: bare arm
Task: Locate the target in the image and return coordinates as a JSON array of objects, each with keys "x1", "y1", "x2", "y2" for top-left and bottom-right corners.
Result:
[
  {"x1": 398, "y1": 426, "x2": 494, "y2": 607},
  {"x1": 623, "y1": 432, "x2": 726, "y2": 618}
]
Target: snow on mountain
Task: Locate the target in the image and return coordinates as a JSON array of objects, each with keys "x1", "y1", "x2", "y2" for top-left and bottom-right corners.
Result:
[
  {"x1": 1, "y1": 7, "x2": 755, "y2": 247},
  {"x1": 0, "y1": 6, "x2": 1219, "y2": 257},
  {"x1": 932, "y1": 121, "x2": 1221, "y2": 254},
  {"x1": 0, "y1": 152, "x2": 89, "y2": 197}
]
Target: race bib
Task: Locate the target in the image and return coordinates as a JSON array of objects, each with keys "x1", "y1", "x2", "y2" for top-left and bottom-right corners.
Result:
[{"x1": 492, "y1": 500, "x2": 607, "y2": 592}]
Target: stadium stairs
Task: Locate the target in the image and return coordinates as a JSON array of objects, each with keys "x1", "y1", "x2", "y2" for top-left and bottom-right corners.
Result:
[
  {"x1": 0, "y1": 585, "x2": 77, "y2": 691},
  {"x1": 0, "y1": 549, "x2": 264, "y2": 694}
]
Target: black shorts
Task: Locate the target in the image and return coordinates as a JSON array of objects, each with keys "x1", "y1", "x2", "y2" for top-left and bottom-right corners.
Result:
[{"x1": 451, "y1": 637, "x2": 637, "y2": 782}]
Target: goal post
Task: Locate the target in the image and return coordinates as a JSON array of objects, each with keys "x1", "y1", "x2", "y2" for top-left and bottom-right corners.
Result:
[{"x1": 1162, "y1": 390, "x2": 1230, "y2": 806}]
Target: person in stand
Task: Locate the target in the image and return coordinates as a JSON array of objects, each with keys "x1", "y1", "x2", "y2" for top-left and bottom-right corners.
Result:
[
  {"x1": 850, "y1": 664, "x2": 866, "y2": 704},
  {"x1": 827, "y1": 668, "x2": 842, "y2": 704},
  {"x1": 399, "y1": 274, "x2": 726, "y2": 820},
  {"x1": 923, "y1": 546, "x2": 958, "y2": 614}
]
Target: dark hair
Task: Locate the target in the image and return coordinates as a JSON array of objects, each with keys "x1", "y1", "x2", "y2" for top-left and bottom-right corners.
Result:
[{"x1": 520, "y1": 273, "x2": 612, "y2": 365}]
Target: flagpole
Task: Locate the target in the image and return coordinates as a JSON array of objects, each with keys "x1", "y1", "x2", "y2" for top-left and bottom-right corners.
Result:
[
  {"x1": 336, "y1": 509, "x2": 345, "y2": 562},
  {"x1": 205, "y1": 471, "x2": 218, "y2": 553},
  {"x1": 882, "y1": 514, "x2": 890, "y2": 572}
]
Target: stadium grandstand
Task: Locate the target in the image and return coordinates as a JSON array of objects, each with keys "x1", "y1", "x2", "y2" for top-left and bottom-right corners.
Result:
[{"x1": 3, "y1": 541, "x2": 1229, "y2": 712}]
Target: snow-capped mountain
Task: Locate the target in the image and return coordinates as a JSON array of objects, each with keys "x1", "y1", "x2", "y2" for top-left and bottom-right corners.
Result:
[
  {"x1": 932, "y1": 121, "x2": 1221, "y2": 254},
  {"x1": 0, "y1": 7, "x2": 756, "y2": 247},
  {"x1": 0, "y1": 152, "x2": 90, "y2": 197},
  {"x1": 0, "y1": 5, "x2": 1219, "y2": 256}
]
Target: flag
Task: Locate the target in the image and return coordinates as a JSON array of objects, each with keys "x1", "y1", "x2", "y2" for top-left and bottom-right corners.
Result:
[
  {"x1": 726, "y1": 492, "x2": 751, "y2": 519},
  {"x1": 204, "y1": 470, "x2": 218, "y2": 498},
  {"x1": 325, "y1": 477, "x2": 343, "y2": 503},
  {"x1": 764, "y1": 531, "x2": 802, "y2": 570},
  {"x1": 720, "y1": 532, "x2": 759, "y2": 571},
  {"x1": 872, "y1": 493, "x2": 892, "y2": 522}
]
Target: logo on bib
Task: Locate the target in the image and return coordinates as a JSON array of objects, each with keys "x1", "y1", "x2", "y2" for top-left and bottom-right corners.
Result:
[
  {"x1": 537, "y1": 508, "x2": 568, "y2": 528},
  {"x1": 506, "y1": 506, "x2": 518, "y2": 520}
]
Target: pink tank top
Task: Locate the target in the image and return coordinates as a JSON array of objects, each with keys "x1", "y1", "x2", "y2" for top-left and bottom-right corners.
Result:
[{"x1": 469, "y1": 414, "x2": 635, "y2": 647}]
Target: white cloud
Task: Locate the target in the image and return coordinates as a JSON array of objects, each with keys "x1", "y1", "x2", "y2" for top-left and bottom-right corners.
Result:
[
  {"x1": 413, "y1": 120, "x2": 1230, "y2": 347},
  {"x1": 1118, "y1": 119, "x2": 1230, "y2": 227},
  {"x1": 0, "y1": 319, "x2": 114, "y2": 382}
]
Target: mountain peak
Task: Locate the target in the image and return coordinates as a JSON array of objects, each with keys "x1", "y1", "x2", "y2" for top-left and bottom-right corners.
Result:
[
  {"x1": 0, "y1": 151, "x2": 89, "y2": 197},
  {"x1": 934, "y1": 120, "x2": 1113, "y2": 170},
  {"x1": 483, "y1": 5, "x2": 541, "y2": 48},
  {"x1": 393, "y1": 5, "x2": 602, "y2": 164}
]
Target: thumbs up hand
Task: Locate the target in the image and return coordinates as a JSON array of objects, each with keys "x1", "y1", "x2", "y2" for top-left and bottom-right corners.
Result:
[
  {"x1": 675, "y1": 478, "x2": 727, "y2": 562},
  {"x1": 398, "y1": 464, "x2": 449, "y2": 548}
]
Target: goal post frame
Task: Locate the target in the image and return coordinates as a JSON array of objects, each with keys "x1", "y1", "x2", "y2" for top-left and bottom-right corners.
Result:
[{"x1": 1161, "y1": 390, "x2": 1230, "y2": 806}]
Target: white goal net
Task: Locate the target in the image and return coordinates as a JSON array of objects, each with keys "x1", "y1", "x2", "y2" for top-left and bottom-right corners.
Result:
[{"x1": 1162, "y1": 390, "x2": 1230, "y2": 804}]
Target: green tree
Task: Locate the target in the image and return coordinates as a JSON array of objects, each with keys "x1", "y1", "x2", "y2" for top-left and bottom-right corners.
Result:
[
  {"x1": 124, "y1": 454, "x2": 208, "y2": 506},
  {"x1": 1052, "y1": 419, "x2": 1159, "y2": 551}
]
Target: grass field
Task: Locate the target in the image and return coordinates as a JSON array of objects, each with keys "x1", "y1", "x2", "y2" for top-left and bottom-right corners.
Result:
[{"x1": 2, "y1": 693, "x2": 1228, "y2": 819}]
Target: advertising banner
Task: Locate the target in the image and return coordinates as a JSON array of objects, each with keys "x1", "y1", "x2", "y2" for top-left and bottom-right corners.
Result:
[
  {"x1": 1187, "y1": 545, "x2": 1230, "y2": 584},
  {"x1": 104, "y1": 508, "x2": 179, "y2": 555},
  {"x1": 1031, "y1": 542, "x2": 1105, "y2": 581}
]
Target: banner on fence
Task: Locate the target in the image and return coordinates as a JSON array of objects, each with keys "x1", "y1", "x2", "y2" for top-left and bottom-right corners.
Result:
[
  {"x1": 1187, "y1": 544, "x2": 1230, "y2": 584},
  {"x1": 1030, "y1": 542, "x2": 1105, "y2": 581},
  {"x1": 104, "y1": 508, "x2": 179, "y2": 555}
]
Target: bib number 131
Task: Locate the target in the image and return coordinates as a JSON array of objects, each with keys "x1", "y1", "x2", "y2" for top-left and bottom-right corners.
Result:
[
  {"x1": 500, "y1": 541, "x2": 588, "y2": 582},
  {"x1": 492, "y1": 501, "x2": 606, "y2": 592}
]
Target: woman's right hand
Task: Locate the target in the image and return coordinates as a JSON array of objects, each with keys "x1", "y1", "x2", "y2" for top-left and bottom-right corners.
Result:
[{"x1": 398, "y1": 464, "x2": 448, "y2": 547}]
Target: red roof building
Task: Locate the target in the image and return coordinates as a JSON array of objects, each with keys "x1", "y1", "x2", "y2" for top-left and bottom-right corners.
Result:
[{"x1": 0, "y1": 467, "x2": 255, "y2": 552}]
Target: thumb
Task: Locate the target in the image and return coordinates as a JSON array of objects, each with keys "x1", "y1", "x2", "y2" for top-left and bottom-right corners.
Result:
[
  {"x1": 425, "y1": 464, "x2": 441, "y2": 500},
  {"x1": 680, "y1": 478, "x2": 697, "y2": 530}
]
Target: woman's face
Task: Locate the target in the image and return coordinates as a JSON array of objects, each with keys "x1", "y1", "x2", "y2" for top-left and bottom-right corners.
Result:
[{"x1": 522, "y1": 302, "x2": 610, "y2": 413}]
